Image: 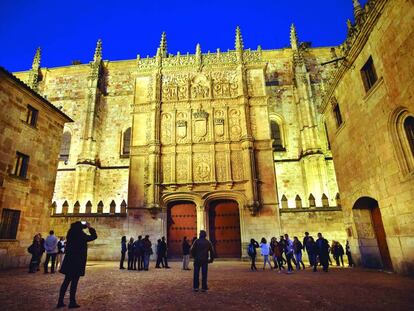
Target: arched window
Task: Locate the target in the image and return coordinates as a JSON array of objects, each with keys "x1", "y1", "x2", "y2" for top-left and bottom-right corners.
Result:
[
  {"x1": 122, "y1": 127, "x2": 131, "y2": 155},
  {"x1": 390, "y1": 108, "x2": 414, "y2": 175},
  {"x1": 270, "y1": 120, "x2": 284, "y2": 151},
  {"x1": 59, "y1": 131, "x2": 71, "y2": 161},
  {"x1": 404, "y1": 116, "x2": 414, "y2": 157}
]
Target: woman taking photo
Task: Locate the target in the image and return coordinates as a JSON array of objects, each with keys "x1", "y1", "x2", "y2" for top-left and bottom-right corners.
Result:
[{"x1": 57, "y1": 221, "x2": 97, "y2": 309}]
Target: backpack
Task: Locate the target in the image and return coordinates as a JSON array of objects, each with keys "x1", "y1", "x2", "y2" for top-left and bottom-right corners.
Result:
[{"x1": 247, "y1": 244, "x2": 255, "y2": 256}]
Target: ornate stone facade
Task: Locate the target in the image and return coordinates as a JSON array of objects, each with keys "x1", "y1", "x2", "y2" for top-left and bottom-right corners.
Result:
[{"x1": 12, "y1": 26, "x2": 344, "y2": 261}]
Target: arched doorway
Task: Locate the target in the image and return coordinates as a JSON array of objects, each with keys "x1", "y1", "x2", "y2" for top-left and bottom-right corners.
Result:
[
  {"x1": 353, "y1": 197, "x2": 393, "y2": 270},
  {"x1": 208, "y1": 200, "x2": 241, "y2": 258},
  {"x1": 167, "y1": 201, "x2": 197, "y2": 258}
]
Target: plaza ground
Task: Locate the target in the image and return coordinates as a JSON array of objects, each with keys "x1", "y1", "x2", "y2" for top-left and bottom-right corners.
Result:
[{"x1": 0, "y1": 261, "x2": 413, "y2": 311}]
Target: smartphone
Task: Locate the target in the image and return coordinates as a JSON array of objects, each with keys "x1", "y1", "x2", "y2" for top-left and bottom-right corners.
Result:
[{"x1": 81, "y1": 221, "x2": 87, "y2": 225}]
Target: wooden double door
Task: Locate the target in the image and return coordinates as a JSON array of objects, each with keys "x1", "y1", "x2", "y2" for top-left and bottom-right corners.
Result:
[
  {"x1": 208, "y1": 200, "x2": 241, "y2": 258},
  {"x1": 167, "y1": 202, "x2": 197, "y2": 258},
  {"x1": 371, "y1": 206, "x2": 393, "y2": 271}
]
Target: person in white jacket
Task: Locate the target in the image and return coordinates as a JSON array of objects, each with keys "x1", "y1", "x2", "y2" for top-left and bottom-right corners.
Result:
[
  {"x1": 260, "y1": 237, "x2": 272, "y2": 270},
  {"x1": 44, "y1": 230, "x2": 58, "y2": 273}
]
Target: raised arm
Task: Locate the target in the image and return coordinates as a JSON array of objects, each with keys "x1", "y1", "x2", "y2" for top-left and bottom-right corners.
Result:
[{"x1": 84, "y1": 227, "x2": 97, "y2": 242}]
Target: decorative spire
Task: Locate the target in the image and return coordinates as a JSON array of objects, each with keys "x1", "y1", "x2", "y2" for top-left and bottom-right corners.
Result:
[
  {"x1": 32, "y1": 47, "x2": 41, "y2": 70},
  {"x1": 159, "y1": 32, "x2": 167, "y2": 58},
  {"x1": 290, "y1": 23, "x2": 298, "y2": 50},
  {"x1": 94, "y1": 39, "x2": 102, "y2": 63},
  {"x1": 235, "y1": 26, "x2": 244, "y2": 51},
  {"x1": 352, "y1": 0, "x2": 364, "y2": 25},
  {"x1": 195, "y1": 43, "x2": 202, "y2": 69},
  {"x1": 346, "y1": 19, "x2": 354, "y2": 36}
]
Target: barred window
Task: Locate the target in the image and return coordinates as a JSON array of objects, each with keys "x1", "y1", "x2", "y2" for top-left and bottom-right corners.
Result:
[
  {"x1": 122, "y1": 127, "x2": 131, "y2": 155},
  {"x1": 0, "y1": 209, "x2": 21, "y2": 239},
  {"x1": 26, "y1": 105, "x2": 38, "y2": 127},
  {"x1": 12, "y1": 152, "x2": 29, "y2": 178},
  {"x1": 59, "y1": 131, "x2": 71, "y2": 161},
  {"x1": 361, "y1": 56, "x2": 378, "y2": 92}
]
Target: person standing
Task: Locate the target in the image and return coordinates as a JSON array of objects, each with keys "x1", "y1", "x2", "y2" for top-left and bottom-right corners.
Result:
[
  {"x1": 346, "y1": 240, "x2": 355, "y2": 267},
  {"x1": 155, "y1": 239, "x2": 164, "y2": 268},
  {"x1": 260, "y1": 238, "x2": 272, "y2": 270},
  {"x1": 247, "y1": 238, "x2": 259, "y2": 271},
  {"x1": 272, "y1": 238, "x2": 285, "y2": 272},
  {"x1": 293, "y1": 236, "x2": 305, "y2": 270},
  {"x1": 56, "y1": 237, "x2": 66, "y2": 271},
  {"x1": 57, "y1": 221, "x2": 97, "y2": 309},
  {"x1": 160, "y1": 236, "x2": 170, "y2": 268},
  {"x1": 38, "y1": 233, "x2": 45, "y2": 271},
  {"x1": 284, "y1": 234, "x2": 294, "y2": 274},
  {"x1": 28, "y1": 234, "x2": 43, "y2": 273},
  {"x1": 127, "y1": 237, "x2": 135, "y2": 270},
  {"x1": 334, "y1": 242, "x2": 345, "y2": 267},
  {"x1": 133, "y1": 235, "x2": 142, "y2": 270},
  {"x1": 120, "y1": 236, "x2": 127, "y2": 269},
  {"x1": 191, "y1": 230, "x2": 214, "y2": 292},
  {"x1": 143, "y1": 235, "x2": 152, "y2": 271},
  {"x1": 135, "y1": 235, "x2": 144, "y2": 270},
  {"x1": 303, "y1": 232, "x2": 312, "y2": 266},
  {"x1": 182, "y1": 236, "x2": 191, "y2": 270},
  {"x1": 315, "y1": 232, "x2": 330, "y2": 272},
  {"x1": 306, "y1": 236, "x2": 317, "y2": 268},
  {"x1": 44, "y1": 230, "x2": 58, "y2": 274}
]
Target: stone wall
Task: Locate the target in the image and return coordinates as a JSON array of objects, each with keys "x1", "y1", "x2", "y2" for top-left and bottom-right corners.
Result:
[
  {"x1": 0, "y1": 68, "x2": 71, "y2": 269},
  {"x1": 322, "y1": 0, "x2": 414, "y2": 274}
]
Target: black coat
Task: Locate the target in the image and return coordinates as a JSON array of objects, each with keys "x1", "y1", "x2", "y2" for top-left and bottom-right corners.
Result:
[
  {"x1": 182, "y1": 240, "x2": 191, "y2": 255},
  {"x1": 60, "y1": 227, "x2": 97, "y2": 277},
  {"x1": 190, "y1": 238, "x2": 214, "y2": 265}
]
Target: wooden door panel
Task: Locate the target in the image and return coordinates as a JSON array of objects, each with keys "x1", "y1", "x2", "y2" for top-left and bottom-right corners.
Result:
[
  {"x1": 371, "y1": 207, "x2": 393, "y2": 271},
  {"x1": 167, "y1": 202, "x2": 197, "y2": 258},
  {"x1": 209, "y1": 200, "x2": 241, "y2": 258}
]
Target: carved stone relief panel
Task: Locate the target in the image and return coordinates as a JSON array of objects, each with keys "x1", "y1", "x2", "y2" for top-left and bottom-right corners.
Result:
[
  {"x1": 229, "y1": 108, "x2": 242, "y2": 141},
  {"x1": 162, "y1": 155, "x2": 172, "y2": 183},
  {"x1": 212, "y1": 71, "x2": 238, "y2": 98},
  {"x1": 215, "y1": 152, "x2": 227, "y2": 182},
  {"x1": 250, "y1": 108, "x2": 258, "y2": 139},
  {"x1": 176, "y1": 154, "x2": 188, "y2": 182},
  {"x1": 161, "y1": 113, "x2": 172, "y2": 144},
  {"x1": 176, "y1": 111, "x2": 189, "y2": 144},
  {"x1": 192, "y1": 108, "x2": 209, "y2": 143},
  {"x1": 161, "y1": 74, "x2": 189, "y2": 101},
  {"x1": 193, "y1": 153, "x2": 211, "y2": 182},
  {"x1": 190, "y1": 74, "x2": 210, "y2": 99},
  {"x1": 214, "y1": 109, "x2": 225, "y2": 141},
  {"x1": 231, "y1": 151, "x2": 244, "y2": 181}
]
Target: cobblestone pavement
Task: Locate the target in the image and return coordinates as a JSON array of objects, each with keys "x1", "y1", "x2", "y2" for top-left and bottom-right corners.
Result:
[{"x1": 0, "y1": 261, "x2": 413, "y2": 311}]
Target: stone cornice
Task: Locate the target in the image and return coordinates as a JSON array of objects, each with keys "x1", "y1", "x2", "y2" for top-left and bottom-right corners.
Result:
[{"x1": 319, "y1": 0, "x2": 388, "y2": 114}]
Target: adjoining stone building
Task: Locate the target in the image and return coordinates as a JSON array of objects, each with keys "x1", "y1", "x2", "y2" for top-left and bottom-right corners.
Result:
[
  {"x1": 12, "y1": 23, "x2": 347, "y2": 260},
  {"x1": 321, "y1": 0, "x2": 414, "y2": 274},
  {"x1": 0, "y1": 66, "x2": 72, "y2": 269}
]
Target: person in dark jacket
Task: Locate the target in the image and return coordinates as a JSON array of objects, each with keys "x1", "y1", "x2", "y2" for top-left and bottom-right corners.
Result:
[
  {"x1": 346, "y1": 240, "x2": 355, "y2": 267},
  {"x1": 134, "y1": 235, "x2": 144, "y2": 270},
  {"x1": 155, "y1": 239, "x2": 164, "y2": 268},
  {"x1": 37, "y1": 233, "x2": 45, "y2": 271},
  {"x1": 127, "y1": 237, "x2": 135, "y2": 270},
  {"x1": 57, "y1": 221, "x2": 97, "y2": 309},
  {"x1": 120, "y1": 236, "x2": 127, "y2": 269},
  {"x1": 143, "y1": 235, "x2": 152, "y2": 271},
  {"x1": 306, "y1": 236, "x2": 317, "y2": 267},
  {"x1": 315, "y1": 232, "x2": 329, "y2": 272},
  {"x1": 247, "y1": 238, "x2": 259, "y2": 271},
  {"x1": 160, "y1": 236, "x2": 170, "y2": 268},
  {"x1": 293, "y1": 236, "x2": 305, "y2": 270},
  {"x1": 28, "y1": 234, "x2": 43, "y2": 273},
  {"x1": 182, "y1": 236, "x2": 191, "y2": 270},
  {"x1": 303, "y1": 232, "x2": 312, "y2": 266},
  {"x1": 333, "y1": 241, "x2": 345, "y2": 267},
  {"x1": 190, "y1": 230, "x2": 215, "y2": 292}
]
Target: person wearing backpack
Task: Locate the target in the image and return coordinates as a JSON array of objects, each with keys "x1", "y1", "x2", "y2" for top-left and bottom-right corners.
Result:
[{"x1": 247, "y1": 239, "x2": 259, "y2": 271}]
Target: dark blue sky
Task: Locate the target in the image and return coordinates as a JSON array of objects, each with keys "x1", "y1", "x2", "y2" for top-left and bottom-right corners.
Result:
[{"x1": 0, "y1": 0, "x2": 364, "y2": 72}]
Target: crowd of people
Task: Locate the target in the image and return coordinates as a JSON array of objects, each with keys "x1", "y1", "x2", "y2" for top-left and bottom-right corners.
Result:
[
  {"x1": 27, "y1": 231, "x2": 65, "y2": 274},
  {"x1": 247, "y1": 232, "x2": 355, "y2": 273}
]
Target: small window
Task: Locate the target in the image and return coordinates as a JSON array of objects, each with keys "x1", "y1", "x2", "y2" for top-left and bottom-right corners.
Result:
[
  {"x1": 270, "y1": 121, "x2": 284, "y2": 151},
  {"x1": 0, "y1": 209, "x2": 21, "y2": 239},
  {"x1": 361, "y1": 56, "x2": 378, "y2": 92},
  {"x1": 26, "y1": 105, "x2": 38, "y2": 127},
  {"x1": 12, "y1": 152, "x2": 29, "y2": 178},
  {"x1": 59, "y1": 131, "x2": 71, "y2": 161},
  {"x1": 404, "y1": 116, "x2": 414, "y2": 157},
  {"x1": 333, "y1": 102, "x2": 343, "y2": 128},
  {"x1": 122, "y1": 127, "x2": 131, "y2": 155}
]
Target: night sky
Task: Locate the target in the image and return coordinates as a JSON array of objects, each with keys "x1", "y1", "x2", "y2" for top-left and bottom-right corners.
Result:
[{"x1": 0, "y1": 0, "x2": 365, "y2": 72}]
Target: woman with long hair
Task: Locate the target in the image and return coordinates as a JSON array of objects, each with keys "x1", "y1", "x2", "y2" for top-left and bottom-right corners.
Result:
[
  {"x1": 260, "y1": 237, "x2": 272, "y2": 270},
  {"x1": 57, "y1": 221, "x2": 97, "y2": 309}
]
